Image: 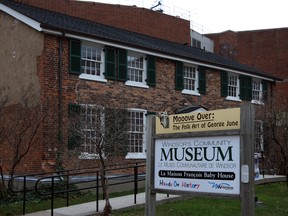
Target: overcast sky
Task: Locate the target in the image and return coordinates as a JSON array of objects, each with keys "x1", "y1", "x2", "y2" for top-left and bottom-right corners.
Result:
[{"x1": 78, "y1": 0, "x2": 287, "y2": 33}]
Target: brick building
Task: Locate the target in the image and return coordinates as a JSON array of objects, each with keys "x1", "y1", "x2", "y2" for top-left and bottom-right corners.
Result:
[
  {"x1": 206, "y1": 28, "x2": 288, "y2": 101},
  {"x1": 0, "y1": 0, "x2": 281, "y2": 175}
]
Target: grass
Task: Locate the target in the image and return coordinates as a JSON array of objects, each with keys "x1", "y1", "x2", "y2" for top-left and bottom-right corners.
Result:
[
  {"x1": 0, "y1": 183, "x2": 287, "y2": 216},
  {"x1": 112, "y1": 182, "x2": 288, "y2": 216},
  {"x1": 0, "y1": 189, "x2": 144, "y2": 216}
]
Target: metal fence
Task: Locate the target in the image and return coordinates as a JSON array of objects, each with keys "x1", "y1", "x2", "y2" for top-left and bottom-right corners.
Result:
[{"x1": 8, "y1": 162, "x2": 146, "y2": 216}]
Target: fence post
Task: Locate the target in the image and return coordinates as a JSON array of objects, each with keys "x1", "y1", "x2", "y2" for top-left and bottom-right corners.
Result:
[
  {"x1": 134, "y1": 164, "x2": 138, "y2": 204},
  {"x1": 51, "y1": 177, "x2": 54, "y2": 216},
  {"x1": 96, "y1": 171, "x2": 99, "y2": 212},
  {"x1": 23, "y1": 176, "x2": 26, "y2": 215},
  {"x1": 66, "y1": 175, "x2": 69, "y2": 207}
]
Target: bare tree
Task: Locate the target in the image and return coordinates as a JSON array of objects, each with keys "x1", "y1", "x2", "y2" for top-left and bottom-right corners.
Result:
[
  {"x1": 0, "y1": 85, "x2": 49, "y2": 183},
  {"x1": 0, "y1": 101, "x2": 47, "y2": 179},
  {"x1": 68, "y1": 101, "x2": 129, "y2": 215},
  {"x1": 256, "y1": 93, "x2": 288, "y2": 188}
]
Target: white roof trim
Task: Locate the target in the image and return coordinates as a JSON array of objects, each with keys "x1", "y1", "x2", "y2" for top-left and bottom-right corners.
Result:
[
  {"x1": 65, "y1": 33, "x2": 275, "y2": 82},
  {"x1": 0, "y1": 3, "x2": 42, "y2": 31}
]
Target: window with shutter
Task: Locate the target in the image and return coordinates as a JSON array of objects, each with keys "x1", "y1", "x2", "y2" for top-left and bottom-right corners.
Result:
[
  {"x1": 221, "y1": 71, "x2": 228, "y2": 97},
  {"x1": 105, "y1": 46, "x2": 116, "y2": 80},
  {"x1": 118, "y1": 49, "x2": 127, "y2": 81},
  {"x1": 181, "y1": 63, "x2": 201, "y2": 96},
  {"x1": 239, "y1": 75, "x2": 247, "y2": 100},
  {"x1": 224, "y1": 72, "x2": 241, "y2": 101},
  {"x1": 70, "y1": 40, "x2": 81, "y2": 75},
  {"x1": 198, "y1": 66, "x2": 206, "y2": 95},
  {"x1": 68, "y1": 103, "x2": 81, "y2": 150},
  {"x1": 125, "y1": 51, "x2": 149, "y2": 88},
  {"x1": 240, "y1": 75, "x2": 252, "y2": 101},
  {"x1": 175, "y1": 61, "x2": 184, "y2": 90},
  {"x1": 262, "y1": 80, "x2": 268, "y2": 103},
  {"x1": 146, "y1": 55, "x2": 156, "y2": 87}
]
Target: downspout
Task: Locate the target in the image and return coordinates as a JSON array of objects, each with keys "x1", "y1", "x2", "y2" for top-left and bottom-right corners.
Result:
[{"x1": 57, "y1": 34, "x2": 64, "y2": 171}]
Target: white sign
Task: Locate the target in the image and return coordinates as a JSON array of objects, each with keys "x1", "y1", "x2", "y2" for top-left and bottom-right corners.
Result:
[{"x1": 154, "y1": 135, "x2": 240, "y2": 195}]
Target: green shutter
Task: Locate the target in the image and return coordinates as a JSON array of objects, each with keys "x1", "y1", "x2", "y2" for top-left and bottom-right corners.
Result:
[
  {"x1": 221, "y1": 71, "x2": 228, "y2": 97},
  {"x1": 147, "y1": 55, "x2": 156, "y2": 86},
  {"x1": 239, "y1": 75, "x2": 252, "y2": 101},
  {"x1": 68, "y1": 103, "x2": 82, "y2": 150},
  {"x1": 262, "y1": 80, "x2": 268, "y2": 102},
  {"x1": 68, "y1": 103, "x2": 81, "y2": 117},
  {"x1": 246, "y1": 76, "x2": 252, "y2": 101},
  {"x1": 239, "y1": 75, "x2": 246, "y2": 100},
  {"x1": 105, "y1": 46, "x2": 116, "y2": 79},
  {"x1": 118, "y1": 49, "x2": 127, "y2": 81},
  {"x1": 175, "y1": 61, "x2": 184, "y2": 90},
  {"x1": 198, "y1": 66, "x2": 206, "y2": 94},
  {"x1": 70, "y1": 40, "x2": 81, "y2": 74}
]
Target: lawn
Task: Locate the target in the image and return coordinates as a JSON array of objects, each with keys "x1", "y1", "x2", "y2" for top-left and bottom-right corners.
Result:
[
  {"x1": 112, "y1": 182, "x2": 288, "y2": 216},
  {"x1": 0, "y1": 182, "x2": 287, "y2": 216}
]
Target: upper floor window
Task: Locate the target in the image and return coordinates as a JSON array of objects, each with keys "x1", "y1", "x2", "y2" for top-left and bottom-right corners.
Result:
[
  {"x1": 126, "y1": 109, "x2": 147, "y2": 159},
  {"x1": 252, "y1": 79, "x2": 264, "y2": 104},
  {"x1": 70, "y1": 40, "x2": 106, "y2": 82},
  {"x1": 183, "y1": 65, "x2": 198, "y2": 93},
  {"x1": 221, "y1": 71, "x2": 268, "y2": 103},
  {"x1": 175, "y1": 62, "x2": 206, "y2": 95},
  {"x1": 227, "y1": 73, "x2": 240, "y2": 100},
  {"x1": 80, "y1": 44, "x2": 105, "y2": 79},
  {"x1": 126, "y1": 52, "x2": 147, "y2": 87},
  {"x1": 69, "y1": 40, "x2": 156, "y2": 86}
]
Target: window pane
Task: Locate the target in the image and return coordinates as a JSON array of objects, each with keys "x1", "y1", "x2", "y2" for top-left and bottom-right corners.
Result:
[
  {"x1": 81, "y1": 45, "x2": 102, "y2": 76},
  {"x1": 252, "y1": 80, "x2": 261, "y2": 101},
  {"x1": 128, "y1": 110, "x2": 145, "y2": 153},
  {"x1": 127, "y1": 55, "x2": 144, "y2": 83},
  {"x1": 80, "y1": 105, "x2": 103, "y2": 154},
  {"x1": 183, "y1": 65, "x2": 196, "y2": 91},
  {"x1": 228, "y1": 75, "x2": 238, "y2": 97}
]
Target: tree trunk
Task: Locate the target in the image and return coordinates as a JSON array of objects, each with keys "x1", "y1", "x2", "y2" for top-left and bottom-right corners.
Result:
[
  {"x1": 99, "y1": 150, "x2": 112, "y2": 216},
  {"x1": 100, "y1": 172, "x2": 112, "y2": 216}
]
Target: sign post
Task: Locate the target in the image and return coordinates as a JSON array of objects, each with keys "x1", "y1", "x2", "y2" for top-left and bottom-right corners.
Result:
[
  {"x1": 240, "y1": 104, "x2": 255, "y2": 216},
  {"x1": 145, "y1": 104, "x2": 255, "y2": 216}
]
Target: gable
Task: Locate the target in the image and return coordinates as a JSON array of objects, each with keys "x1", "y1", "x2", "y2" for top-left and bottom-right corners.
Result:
[{"x1": 0, "y1": 11, "x2": 43, "y2": 106}]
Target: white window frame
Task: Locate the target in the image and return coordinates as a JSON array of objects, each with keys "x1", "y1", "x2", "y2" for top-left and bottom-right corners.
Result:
[
  {"x1": 125, "y1": 51, "x2": 148, "y2": 89},
  {"x1": 78, "y1": 104, "x2": 105, "y2": 160},
  {"x1": 79, "y1": 42, "x2": 107, "y2": 83},
  {"x1": 251, "y1": 78, "x2": 264, "y2": 104},
  {"x1": 182, "y1": 63, "x2": 200, "y2": 96},
  {"x1": 226, "y1": 72, "x2": 241, "y2": 101},
  {"x1": 126, "y1": 108, "x2": 147, "y2": 159}
]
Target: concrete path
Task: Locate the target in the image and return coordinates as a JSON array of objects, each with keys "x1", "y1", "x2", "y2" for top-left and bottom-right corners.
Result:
[{"x1": 24, "y1": 192, "x2": 180, "y2": 216}]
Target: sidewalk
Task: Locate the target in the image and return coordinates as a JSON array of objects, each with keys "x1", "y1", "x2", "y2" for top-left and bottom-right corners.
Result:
[
  {"x1": 24, "y1": 192, "x2": 181, "y2": 216},
  {"x1": 24, "y1": 175, "x2": 285, "y2": 216}
]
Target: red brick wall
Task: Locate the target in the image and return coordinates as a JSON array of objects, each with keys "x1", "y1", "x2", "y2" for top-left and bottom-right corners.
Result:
[
  {"x1": 32, "y1": 34, "x2": 258, "y2": 172},
  {"x1": 206, "y1": 28, "x2": 288, "y2": 101},
  {"x1": 14, "y1": 0, "x2": 191, "y2": 45},
  {"x1": 207, "y1": 29, "x2": 288, "y2": 79}
]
